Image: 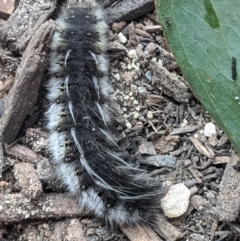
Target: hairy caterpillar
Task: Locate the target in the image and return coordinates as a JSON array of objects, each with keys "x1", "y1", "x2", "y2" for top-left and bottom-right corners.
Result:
[{"x1": 45, "y1": 0, "x2": 163, "y2": 227}]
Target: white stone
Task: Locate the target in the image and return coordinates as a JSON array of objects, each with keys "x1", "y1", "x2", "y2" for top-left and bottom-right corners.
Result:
[
  {"x1": 133, "y1": 112, "x2": 139, "y2": 119},
  {"x1": 118, "y1": 32, "x2": 127, "y2": 44},
  {"x1": 147, "y1": 111, "x2": 153, "y2": 119},
  {"x1": 138, "y1": 86, "x2": 147, "y2": 94},
  {"x1": 135, "y1": 106, "x2": 140, "y2": 111},
  {"x1": 126, "y1": 122, "x2": 132, "y2": 130},
  {"x1": 133, "y1": 100, "x2": 138, "y2": 105},
  {"x1": 128, "y1": 49, "x2": 137, "y2": 59},
  {"x1": 161, "y1": 183, "x2": 190, "y2": 218},
  {"x1": 204, "y1": 122, "x2": 216, "y2": 137}
]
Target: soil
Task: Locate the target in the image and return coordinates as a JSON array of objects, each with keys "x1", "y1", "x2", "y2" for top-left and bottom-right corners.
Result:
[{"x1": 0, "y1": 0, "x2": 240, "y2": 241}]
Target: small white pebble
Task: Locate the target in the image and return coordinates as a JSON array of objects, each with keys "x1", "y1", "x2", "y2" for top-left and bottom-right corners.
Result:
[
  {"x1": 161, "y1": 183, "x2": 190, "y2": 218},
  {"x1": 124, "y1": 95, "x2": 129, "y2": 100},
  {"x1": 123, "y1": 114, "x2": 128, "y2": 119},
  {"x1": 122, "y1": 107, "x2": 127, "y2": 112},
  {"x1": 235, "y1": 96, "x2": 239, "y2": 99},
  {"x1": 127, "y1": 64, "x2": 133, "y2": 70},
  {"x1": 135, "y1": 106, "x2": 140, "y2": 111},
  {"x1": 126, "y1": 122, "x2": 132, "y2": 129},
  {"x1": 118, "y1": 32, "x2": 127, "y2": 44},
  {"x1": 204, "y1": 122, "x2": 216, "y2": 137},
  {"x1": 193, "y1": 133, "x2": 198, "y2": 138},
  {"x1": 128, "y1": 49, "x2": 137, "y2": 59},
  {"x1": 138, "y1": 86, "x2": 147, "y2": 94},
  {"x1": 133, "y1": 112, "x2": 139, "y2": 119},
  {"x1": 158, "y1": 59, "x2": 163, "y2": 66},
  {"x1": 133, "y1": 100, "x2": 138, "y2": 105},
  {"x1": 129, "y1": 92, "x2": 133, "y2": 97},
  {"x1": 113, "y1": 73, "x2": 120, "y2": 81},
  {"x1": 147, "y1": 111, "x2": 153, "y2": 119},
  {"x1": 180, "y1": 119, "x2": 188, "y2": 128}
]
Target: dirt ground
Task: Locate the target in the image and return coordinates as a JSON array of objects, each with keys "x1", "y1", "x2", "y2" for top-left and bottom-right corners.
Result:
[{"x1": 0, "y1": 0, "x2": 240, "y2": 241}]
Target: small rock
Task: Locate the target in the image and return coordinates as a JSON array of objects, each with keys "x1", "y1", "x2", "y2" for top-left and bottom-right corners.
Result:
[
  {"x1": 126, "y1": 122, "x2": 132, "y2": 130},
  {"x1": 161, "y1": 183, "x2": 190, "y2": 218},
  {"x1": 113, "y1": 73, "x2": 120, "y2": 81},
  {"x1": 135, "y1": 106, "x2": 140, "y2": 111},
  {"x1": 147, "y1": 111, "x2": 153, "y2": 119},
  {"x1": 127, "y1": 64, "x2": 133, "y2": 70},
  {"x1": 118, "y1": 32, "x2": 127, "y2": 44},
  {"x1": 204, "y1": 122, "x2": 216, "y2": 137},
  {"x1": 139, "y1": 142, "x2": 157, "y2": 155},
  {"x1": 133, "y1": 100, "x2": 138, "y2": 105},
  {"x1": 124, "y1": 95, "x2": 129, "y2": 100},
  {"x1": 128, "y1": 49, "x2": 137, "y2": 59},
  {"x1": 138, "y1": 86, "x2": 147, "y2": 94},
  {"x1": 133, "y1": 112, "x2": 139, "y2": 119}
]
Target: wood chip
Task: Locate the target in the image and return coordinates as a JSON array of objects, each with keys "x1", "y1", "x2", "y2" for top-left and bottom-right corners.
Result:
[
  {"x1": 14, "y1": 162, "x2": 43, "y2": 199},
  {"x1": 0, "y1": 0, "x2": 15, "y2": 20},
  {"x1": 121, "y1": 225, "x2": 163, "y2": 241},
  {"x1": 153, "y1": 135, "x2": 180, "y2": 154},
  {"x1": 190, "y1": 195, "x2": 214, "y2": 214},
  {"x1": 189, "y1": 136, "x2": 214, "y2": 158},
  {"x1": 0, "y1": 20, "x2": 55, "y2": 144},
  {"x1": 145, "y1": 25, "x2": 162, "y2": 32},
  {"x1": 151, "y1": 61, "x2": 190, "y2": 104},
  {"x1": 112, "y1": 21, "x2": 127, "y2": 33},
  {"x1": 139, "y1": 141, "x2": 157, "y2": 155},
  {"x1": 0, "y1": 193, "x2": 82, "y2": 223},
  {"x1": 5, "y1": 144, "x2": 42, "y2": 164},
  {"x1": 105, "y1": 0, "x2": 155, "y2": 25},
  {"x1": 0, "y1": 0, "x2": 56, "y2": 51},
  {"x1": 212, "y1": 156, "x2": 230, "y2": 165},
  {"x1": 154, "y1": 214, "x2": 182, "y2": 241},
  {"x1": 216, "y1": 154, "x2": 240, "y2": 221}
]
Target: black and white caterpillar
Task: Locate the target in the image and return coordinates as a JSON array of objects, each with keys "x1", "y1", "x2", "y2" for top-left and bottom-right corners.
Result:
[{"x1": 45, "y1": 0, "x2": 163, "y2": 227}]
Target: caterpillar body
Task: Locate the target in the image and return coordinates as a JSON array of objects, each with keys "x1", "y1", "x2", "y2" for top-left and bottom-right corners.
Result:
[{"x1": 45, "y1": 0, "x2": 162, "y2": 227}]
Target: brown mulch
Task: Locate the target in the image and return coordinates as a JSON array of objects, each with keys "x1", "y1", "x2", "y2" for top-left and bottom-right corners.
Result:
[{"x1": 0, "y1": 0, "x2": 240, "y2": 240}]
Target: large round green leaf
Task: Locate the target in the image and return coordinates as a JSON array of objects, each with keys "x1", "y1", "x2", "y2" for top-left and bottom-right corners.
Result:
[{"x1": 156, "y1": 0, "x2": 240, "y2": 152}]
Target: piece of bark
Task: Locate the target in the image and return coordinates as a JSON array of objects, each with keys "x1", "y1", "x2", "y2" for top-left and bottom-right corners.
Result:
[
  {"x1": 0, "y1": 0, "x2": 56, "y2": 51},
  {"x1": 0, "y1": 142, "x2": 3, "y2": 178},
  {"x1": 14, "y1": 162, "x2": 43, "y2": 199},
  {"x1": 170, "y1": 126, "x2": 198, "y2": 135},
  {"x1": 189, "y1": 136, "x2": 214, "y2": 158},
  {"x1": 153, "y1": 135, "x2": 180, "y2": 154},
  {"x1": 0, "y1": 193, "x2": 82, "y2": 223},
  {"x1": 151, "y1": 60, "x2": 190, "y2": 104},
  {"x1": 212, "y1": 156, "x2": 230, "y2": 165},
  {"x1": 190, "y1": 195, "x2": 214, "y2": 214},
  {"x1": 140, "y1": 155, "x2": 176, "y2": 168},
  {"x1": 5, "y1": 144, "x2": 42, "y2": 164},
  {"x1": 0, "y1": 0, "x2": 16, "y2": 20},
  {"x1": 112, "y1": 21, "x2": 127, "y2": 33},
  {"x1": 216, "y1": 154, "x2": 240, "y2": 221},
  {"x1": 0, "y1": 20, "x2": 55, "y2": 144},
  {"x1": 105, "y1": 0, "x2": 155, "y2": 25},
  {"x1": 139, "y1": 141, "x2": 157, "y2": 155},
  {"x1": 25, "y1": 128, "x2": 48, "y2": 153},
  {"x1": 154, "y1": 214, "x2": 182, "y2": 241},
  {"x1": 121, "y1": 225, "x2": 163, "y2": 241}
]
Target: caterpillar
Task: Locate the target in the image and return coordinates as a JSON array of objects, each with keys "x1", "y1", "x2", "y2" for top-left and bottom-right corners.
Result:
[{"x1": 45, "y1": 0, "x2": 163, "y2": 227}]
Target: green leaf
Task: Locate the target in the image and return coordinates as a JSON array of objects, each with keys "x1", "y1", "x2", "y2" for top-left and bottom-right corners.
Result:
[{"x1": 156, "y1": 0, "x2": 240, "y2": 153}]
